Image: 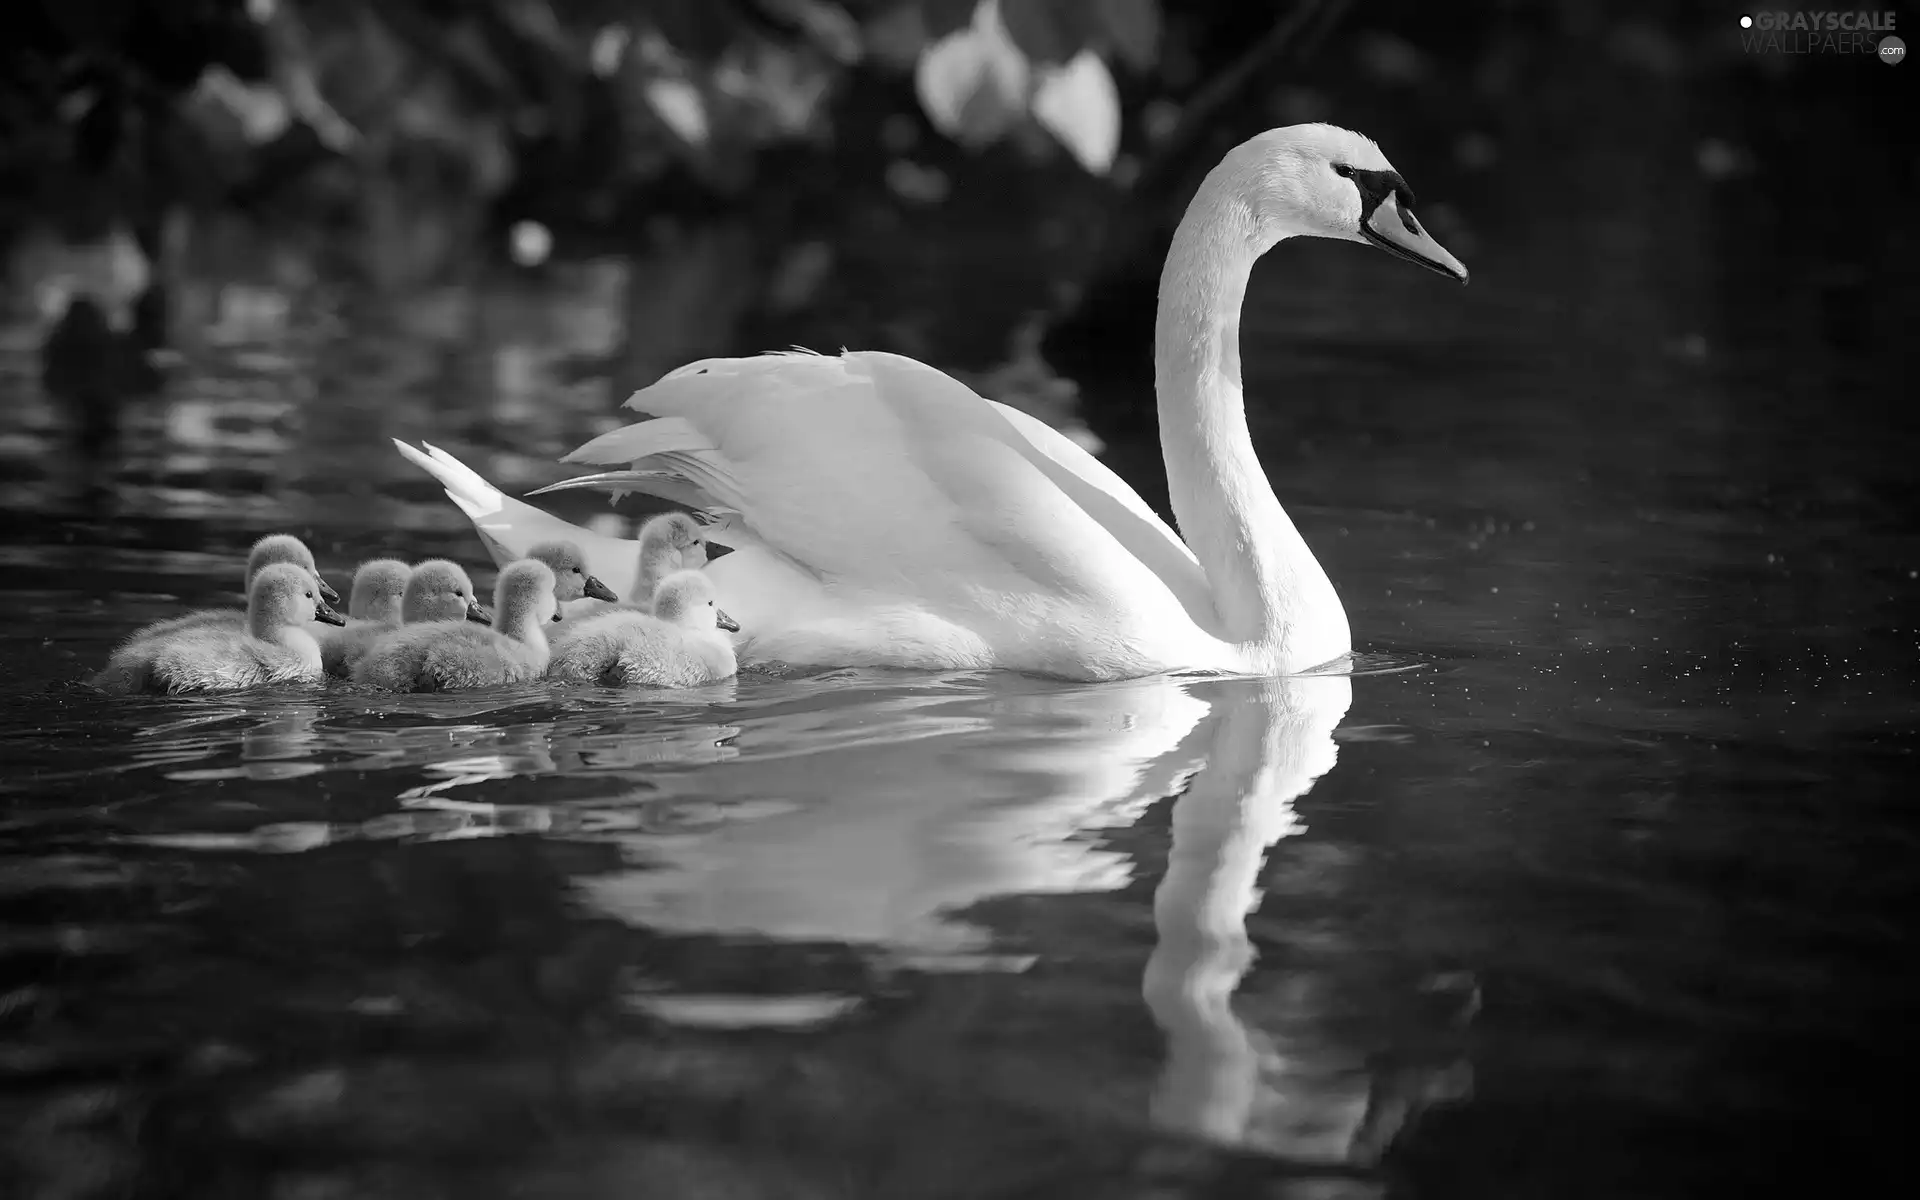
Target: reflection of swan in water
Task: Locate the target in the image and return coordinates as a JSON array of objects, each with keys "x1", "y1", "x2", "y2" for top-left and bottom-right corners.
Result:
[
  {"x1": 578, "y1": 669, "x2": 1469, "y2": 1168},
  {"x1": 1146, "y1": 673, "x2": 1358, "y2": 1161},
  {"x1": 578, "y1": 673, "x2": 1216, "y2": 953},
  {"x1": 1146, "y1": 673, "x2": 1475, "y2": 1170}
]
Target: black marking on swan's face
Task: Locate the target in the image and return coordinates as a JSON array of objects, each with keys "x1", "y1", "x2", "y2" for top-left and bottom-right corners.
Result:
[
  {"x1": 1331, "y1": 162, "x2": 1461, "y2": 281},
  {"x1": 1332, "y1": 162, "x2": 1417, "y2": 235}
]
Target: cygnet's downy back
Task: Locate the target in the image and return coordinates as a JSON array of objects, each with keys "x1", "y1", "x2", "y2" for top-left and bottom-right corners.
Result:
[
  {"x1": 97, "y1": 562, "x2": 344, "y2": 694},
  {"x1": 547, "y1": 569, "x2": 737, "y2": 688},
  {"x1": 350, "y1": 559, "x2": 559, "y2": 692},
  {"x1": 121, "y1": 532, "x2": 339, "y2": 647}
]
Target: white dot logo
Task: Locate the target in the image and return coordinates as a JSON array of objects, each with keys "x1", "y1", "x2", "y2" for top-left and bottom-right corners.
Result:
[{"x1": 1740, "y1": 14, "x2": 1753, "y2": 28}]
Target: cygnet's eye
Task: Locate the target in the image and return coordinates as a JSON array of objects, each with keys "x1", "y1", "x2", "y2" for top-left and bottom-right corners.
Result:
[
  {"x1": 572, "y1": 566, "x2": 582, "y2": 574},
  {"x1": 305, "y1": 591, "x2": 314, "y2": 599},
  {"x1": 707, "y1": 600, "x2": 715, "y2": 607}
]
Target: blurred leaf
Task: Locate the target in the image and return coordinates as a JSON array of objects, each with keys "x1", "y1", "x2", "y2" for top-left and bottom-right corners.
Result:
[
  {"x1": 913, "y1": 3, "x2": 1028, "y2": 148},
  {"x1": 1032, "y1": 50, "x2": 1118, "y2": 175},
  {"x1": 190, "y1": 66, "x2": 294, "y2": 146},
  {"x1": 917, "y1": 0, "x2": 981, "y2": 40},
  {"x1": 1001, "y1": 0, "x2": 1095, "y2": 66},
  {"x1": 1096, "y1": 0, "x2": 1160, "y2": 71},
  {"x1": 643, "y1": 76, "x2": 710, "y2": 148}
]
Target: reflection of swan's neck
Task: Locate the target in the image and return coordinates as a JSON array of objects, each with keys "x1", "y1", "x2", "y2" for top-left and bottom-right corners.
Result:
[
  {"x1": 1143, "y1": 677, "x2": 1350, "y2": 1149},
  {"x1": 1155, "y1": 168, "x2": 1349, "y2": 669}
]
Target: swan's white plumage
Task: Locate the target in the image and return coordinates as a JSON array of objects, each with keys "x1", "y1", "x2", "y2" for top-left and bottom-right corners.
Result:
[
  {"x1": 566, "y1": 350, "x2": 1228, "y2": 677},
  {"x1": 395, "y1": 351, "x2": 1247, "y2": 677},
  {"x1": 397, "y1": 125, "x2": 1465, "y2": 679}
]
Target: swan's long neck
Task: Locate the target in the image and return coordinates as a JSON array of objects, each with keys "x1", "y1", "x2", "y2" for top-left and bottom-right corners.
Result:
[{"x1": 1155, "y1": 177, "x2": 1349, "y2": 668}]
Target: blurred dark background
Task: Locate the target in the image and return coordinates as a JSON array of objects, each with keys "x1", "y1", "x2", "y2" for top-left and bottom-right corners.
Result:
[{"x1": 2, "y1": 0, "x2": 1912, "y2": 525}]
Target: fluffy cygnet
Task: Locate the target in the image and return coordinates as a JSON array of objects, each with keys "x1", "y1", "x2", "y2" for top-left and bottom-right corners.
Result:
[
  {"x1": 547, "y1": 569, "x2": 739, "y2": 688},
  {"x1": 556, "y1": 512, "x2": 712, "y2": 626},
  {"x1": 352, "y1": 560, "x2": 559, "y2": 692},
  {"x1": 124, "y1": 533, "x2": 340, "y2": 645},
  {"x1": 319, "y1": 558, "x2": 488, "y2": 678},
  {"x1": 94, "y1": 563, "x2": 345, "y2": 694},
  {"x1": 316, "y1": 558, "x2": 409, "y2": 678}
]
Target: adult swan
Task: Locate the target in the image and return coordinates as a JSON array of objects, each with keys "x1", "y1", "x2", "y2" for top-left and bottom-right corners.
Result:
[{"x1": 397, "y1": 124, "x2": 1467, "y2": 682}]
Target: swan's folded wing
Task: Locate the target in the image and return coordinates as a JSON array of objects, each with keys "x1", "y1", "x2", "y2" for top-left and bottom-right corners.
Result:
[{"x1": 588, "y1": 349, "x2": 1216, "y2": 627}]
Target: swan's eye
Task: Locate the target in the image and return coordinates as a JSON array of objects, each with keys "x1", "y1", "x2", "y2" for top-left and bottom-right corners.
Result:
[{"x1": 1331, "y1": 162, "x2": 1353, "y2": 178}]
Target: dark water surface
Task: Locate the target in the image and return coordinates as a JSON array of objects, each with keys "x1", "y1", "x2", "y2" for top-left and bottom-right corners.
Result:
[{"x1": 5, "y1": 132, "x2": 1919, "y2": 1200}]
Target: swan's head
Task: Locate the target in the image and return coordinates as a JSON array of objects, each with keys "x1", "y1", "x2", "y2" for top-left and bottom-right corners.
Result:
[
  {"x1": 251, "y1": 562, "x2": 344, "y2": 630},
  {"x1": 1223, "y1": 123, "x2": 1466, "y2": 283},
  {"x1": 347, "y1": 559, "x2": 411, "y2": 623},
  {"x1": 527, "y1": 539, "x2": 618, "y2": 603},
  {"x1": 650, "y1": 569, "x2": 739, "y2": 633},
  {"x1": 246, "y1": 534, "x2": 341, "y2": 605},
  {"x1": 496, "y1": 560, "x2": 561, "y2": 628},
  {"x1": 638, "y1": 513, "x2": 711, "y2": 571},
  {"x1": 405, "y1": 559, "x2": 490, "y2": 625}
]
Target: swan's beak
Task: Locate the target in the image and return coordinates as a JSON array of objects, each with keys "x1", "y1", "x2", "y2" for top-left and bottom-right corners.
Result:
[
  {"x1": 314, "y1": 599, "x2": 346, "y2": 627},
  {"x1": 582, "y1": 575, "x2": 618, "y2": 602},
  {"x1": 715, "y1": 609, "x2": 740, "y2": 633},
  {"x1": 466, "y1": 602, "x2": 493, "y2": 625},
  {"x1": 315, "y1": 573, "x2": 341, "y2": 605},
  {"x1": 1362, "y1": 194, "x2": 1468, "y2": 283}
]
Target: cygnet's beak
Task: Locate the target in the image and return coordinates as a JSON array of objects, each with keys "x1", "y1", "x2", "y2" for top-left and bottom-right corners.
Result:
[
  {"x1": 704, "y1": 542, "x2": 734, "y2": 561},
  {"x1": 582, "y1": 575, "x2": 618, "y2": 602},
  {"x1": 315, "y1": 573, "x2": 342, "y2": 605},
  {"x1": 466, "y1": 601, "x2": 493, "y2": 625},
  {"x1": 715, "y1": 609, "x2": 741, "y2": 633},
  {"x1": 314, "y1": 598, "x2": 346, "y2": 627},
  {"x1": 1361, "y1": 193, "x2": 1468, "y2": 284}
]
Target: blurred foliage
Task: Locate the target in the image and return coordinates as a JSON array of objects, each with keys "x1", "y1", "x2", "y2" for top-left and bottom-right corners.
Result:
[
  {"x1": 0, "y1": 0, "x2": 1176, "y2": 266},
  {"x1": 1, "y1": 0, "x2": 1904, "y2": 387}
]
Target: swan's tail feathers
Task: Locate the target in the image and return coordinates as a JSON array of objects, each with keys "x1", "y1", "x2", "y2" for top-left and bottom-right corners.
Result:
[
  {"x1": 393, "y1": 439, "x2": 614, "y2": 570},
  {"x1": 391, "y1": 438, "x2": 507, "y2": 525}
]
